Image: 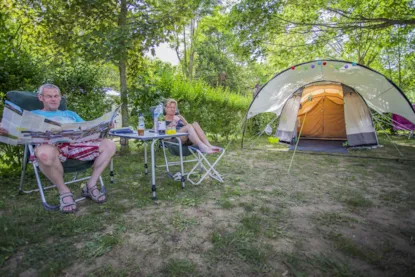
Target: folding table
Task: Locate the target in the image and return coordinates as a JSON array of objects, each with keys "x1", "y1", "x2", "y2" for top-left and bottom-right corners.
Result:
[{"x1": 109, "y1": 130, "x2": 187, "y2": 199}]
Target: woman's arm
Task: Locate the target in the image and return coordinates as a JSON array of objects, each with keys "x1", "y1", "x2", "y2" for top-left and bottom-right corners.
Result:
[{"x1": 177, "y1": 115, "x2": 188, "y2": 125}]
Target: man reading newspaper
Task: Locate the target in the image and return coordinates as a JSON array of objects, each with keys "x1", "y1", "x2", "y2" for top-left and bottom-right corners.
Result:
[{"x1": 0, "y1": 84, "x2": 116, "y2": 213}]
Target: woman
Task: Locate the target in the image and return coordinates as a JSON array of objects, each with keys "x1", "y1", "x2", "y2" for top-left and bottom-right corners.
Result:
[{"x1": 164, "y1": 99, "x2": 219, "y2": 153}]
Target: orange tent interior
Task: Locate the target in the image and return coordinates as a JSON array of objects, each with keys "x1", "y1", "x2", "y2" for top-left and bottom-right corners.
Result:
[{"x1": 297, "y1": 84, "x2": 347, "y2": 139}]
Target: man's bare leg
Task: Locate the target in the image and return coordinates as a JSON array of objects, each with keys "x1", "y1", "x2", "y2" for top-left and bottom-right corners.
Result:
[
  {"x1": 87, "y1": 139, "x2": 116, "y2": 201},
  {"x1": 35, "y1": 144, "x2": 75, "y2": 212}
]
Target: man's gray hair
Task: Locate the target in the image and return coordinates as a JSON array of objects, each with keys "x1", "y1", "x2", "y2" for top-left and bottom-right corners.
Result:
[{"x1": 38, "y1": 84, "x2": 61, "y2": 95}]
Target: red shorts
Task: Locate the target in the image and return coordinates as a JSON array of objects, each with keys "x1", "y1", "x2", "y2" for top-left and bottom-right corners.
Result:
[{"x1": 31, "y1": 139, "x2": 102, "y2": 163}]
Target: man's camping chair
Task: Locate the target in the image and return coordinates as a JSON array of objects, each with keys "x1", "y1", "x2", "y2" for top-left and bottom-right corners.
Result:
[
  {"x1": 150, "y1": 105, "x2": 226, "y2": 185},
  {"x1": 6, "y1": 91, "x2": 114, "y2": 211}
]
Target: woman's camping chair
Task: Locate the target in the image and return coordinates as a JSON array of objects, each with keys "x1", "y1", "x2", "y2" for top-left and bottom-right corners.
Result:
[
  {"x1": 150, "y1": 105, "x2": 225, "y2": 185},
  {"x1": 161, "y1": 141, "x2": 225, "y2": 185},
  {"x1": 6, "y1": 91, "x2": 114, "y2": 211}
]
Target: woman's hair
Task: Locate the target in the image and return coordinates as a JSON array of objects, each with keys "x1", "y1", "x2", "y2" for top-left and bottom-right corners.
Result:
[{"x1": 164, "y1": 98, "x2": 177, "y2": 107}]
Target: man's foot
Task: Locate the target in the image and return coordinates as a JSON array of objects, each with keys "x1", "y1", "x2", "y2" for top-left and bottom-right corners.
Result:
[
  {"x1": 82, "y1": 184, "x2": 106, "y2": 203},
  {"x1": 59, "y1": 192, "x2": 76, "y2": 213}
]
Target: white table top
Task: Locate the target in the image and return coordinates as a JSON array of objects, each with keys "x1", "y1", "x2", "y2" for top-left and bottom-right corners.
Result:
[{"x1": 109, "y1": 129, "x2": 187, "y2": 141}]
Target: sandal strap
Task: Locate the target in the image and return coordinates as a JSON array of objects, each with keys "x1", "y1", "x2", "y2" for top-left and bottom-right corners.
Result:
[
  {"x1": 84, "y1": 185, "x2": 105, "y2": 201},
  {"x1": 59, "y1": 192, "x2": 75, "y2": 208}
]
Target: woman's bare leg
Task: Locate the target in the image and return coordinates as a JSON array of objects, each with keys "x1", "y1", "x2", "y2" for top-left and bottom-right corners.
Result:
[
  {"x1": 179, "y1": 125, "x2": 216, "y2": 153},
  {"x1": 192, "y1": 122, "x2": 219, "y2": 149}
]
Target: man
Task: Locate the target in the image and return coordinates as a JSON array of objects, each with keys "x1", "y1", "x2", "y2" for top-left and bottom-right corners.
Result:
[{"x1": 0, "y1": 84, "x2": 116, "y2": 213}]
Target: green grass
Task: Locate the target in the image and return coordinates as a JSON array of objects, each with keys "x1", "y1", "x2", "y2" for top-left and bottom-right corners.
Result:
[
  {"x1": 0, "y1": 136, "x2": 415, "y2": 276},
  {"x1": 331, "y1": 186, "x2": 374, "y2": 208},
  {"x1": 284, "y1": 253, "x2": 361, "y2": 277},
  {"x1": 83, "y1": 234, "x2": 122, "y2": 259},
  {"x1": 208, "y1": 229, "x2": 274, "y2": 274},
  {"x1": 314, "y1": 211, "x2": 363, "y2": 226},
  {"x1": 159, "y1": 258, "x2": 198, "y2": 277},
  {"x1": 327, "y1": 232, "x2": 381, "y2": 265}
]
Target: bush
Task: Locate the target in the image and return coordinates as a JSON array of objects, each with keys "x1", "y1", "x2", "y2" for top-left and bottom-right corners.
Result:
[
  {"x1": 129, "y1": 65, "x2": 252, "y2": 140},
  {"x1": 0, "y1": 60, "x2": 112, "y2": 175}
]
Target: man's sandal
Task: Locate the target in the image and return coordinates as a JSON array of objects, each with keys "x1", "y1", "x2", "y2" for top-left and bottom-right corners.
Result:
[
  {"x1": 59, "y1": 192, "x2": 77, "y2": 214},
  {"x1": 82, "y1": 185, "x2": 106, "y2": 203}
]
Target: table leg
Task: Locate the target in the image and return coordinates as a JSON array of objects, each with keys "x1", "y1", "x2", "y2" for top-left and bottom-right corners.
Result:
[
  {"x1": 151, "y1": 139, "x2": 157, "y2": 200},
  {"x1": 175, "y1": 137, "x2": 186, "y2": 189},
  {"x1": 144, "y1": 142, "x2": 148, "y2": 175}
]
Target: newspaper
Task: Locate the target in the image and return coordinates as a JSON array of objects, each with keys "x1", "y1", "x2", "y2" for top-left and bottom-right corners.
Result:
[{"x1": 0, "y1": 101, "x2": 121, "y2": 145}]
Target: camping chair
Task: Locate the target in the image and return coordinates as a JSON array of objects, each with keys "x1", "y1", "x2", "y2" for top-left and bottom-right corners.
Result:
[
  {"x1": 150, "y1": 105, "x2": 226, "y2": 185},
  {"x1": 161, "y1": 140, "x2": 225, "y2": 185},
  {"x1": 6, "y1": 91, "x2": 113, "y2": 211}
]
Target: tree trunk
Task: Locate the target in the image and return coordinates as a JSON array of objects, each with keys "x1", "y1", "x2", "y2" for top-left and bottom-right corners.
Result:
[
  {"x1": 118, "y1": 0, "x2": 129, "y2": 150},
  {"x1": 188, "y1": 18, "x2": 196, "y2": 80},
  {"x1": 119, "y1": 60, "x2": 128, "y2": 127},
  {"x1": 397, "y1": 44, "x2": 402, "y2": 87},
  {"x1": 183, "y1": 27, "x2": 188, "y2": 77}
]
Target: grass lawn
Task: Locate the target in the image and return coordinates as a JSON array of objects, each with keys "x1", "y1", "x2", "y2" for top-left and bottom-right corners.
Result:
[{"x1": 1, "y1": 133, "x2": 414, "y2": 276}]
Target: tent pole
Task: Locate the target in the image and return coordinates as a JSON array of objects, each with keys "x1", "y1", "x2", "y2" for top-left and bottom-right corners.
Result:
[
  {"x1": 248, "y1": 115, "x2": 278, "y2": 148},
  {"x1": 372, "y1": 115, "x2": 403, "y2": 157},
  {"x1": 288, "y1": 114, "x2": 307, "y2": 174},
  {"x1": 374, "y1": 112, "x2": 413, "y2": 133}
]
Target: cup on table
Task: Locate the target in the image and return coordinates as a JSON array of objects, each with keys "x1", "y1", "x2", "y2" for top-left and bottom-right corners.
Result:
[{"x1": 166, "y1": 125, "x2": 176, "y2": 135}]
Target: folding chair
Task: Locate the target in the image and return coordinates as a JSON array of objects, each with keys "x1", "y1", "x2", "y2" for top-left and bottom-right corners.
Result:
[
  {"x1": 6, "y1": 91, "x2": 113, "y2": 211},
  {"x1": 186, "y1": 146, "x2": 225, "y2": 185},
  {"x1": 150, "y1": 105, "x2": 226, "y2": 185},
  {"x1": 160, "y1": 140, "x2": 225, "y2": 185},
  {"x1": 159, "y1": 140, "x2": 199, "y2": 181}
]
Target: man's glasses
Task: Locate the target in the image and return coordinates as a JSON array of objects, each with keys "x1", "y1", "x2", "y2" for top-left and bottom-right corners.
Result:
[{"x1": 41, "y1": 95, "x2": 61, "y2": 100}]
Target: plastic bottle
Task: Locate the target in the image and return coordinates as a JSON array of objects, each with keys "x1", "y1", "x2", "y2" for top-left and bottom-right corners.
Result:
[
  {"x1": 137, "y1": 112, "x2": 145, "y2": 136},
  {"x1": 153, "y1": 106, "x2": 159, "y2": 134},
  {"x1": 158, "y1": 103, "x2": 166, "y2": 134}
]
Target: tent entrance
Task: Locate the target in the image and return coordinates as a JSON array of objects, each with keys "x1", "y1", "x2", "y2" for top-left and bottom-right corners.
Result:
[
  {"x1": 275, "y1": 82, "x2": 378, "y2": 147},
  {"x1": 289, "y1": 139, "x2": 348, "y2": 153},
  {"x1": 297, "y1": 84, "x2": 347, "y2": 140}
]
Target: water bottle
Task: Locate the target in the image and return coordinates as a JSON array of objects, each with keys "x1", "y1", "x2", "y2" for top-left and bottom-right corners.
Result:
[
  {"x1": 137, "y1": 113, "x2": 145, "y2": 136},
  {"x1": 153, "y1": 106, "x2": 159, "y2": 134},
  {"x1": 157, "y1": 104, "x2": 166, "y2": 134}
]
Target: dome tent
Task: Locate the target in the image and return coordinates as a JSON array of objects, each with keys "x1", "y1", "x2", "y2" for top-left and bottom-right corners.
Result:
[{"x1": 243, "y1": 60, "x2": 415, "y2": 148}]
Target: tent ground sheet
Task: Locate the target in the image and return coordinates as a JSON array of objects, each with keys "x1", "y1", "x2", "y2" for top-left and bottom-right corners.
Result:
[{"x1": 289, "y1": 139, "x2": 348, "y2": 154}]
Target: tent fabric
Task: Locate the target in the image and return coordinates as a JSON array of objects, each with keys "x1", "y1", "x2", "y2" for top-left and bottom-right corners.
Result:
[
  {"x1": 275, "y1": 95, "x2": 301, "y2": 142},
  {"x1": 393, "y1": 104, "x2": 415, "y2": 131},
  {"x1": 343, "y1": 90, "x2": 377, "y2": 146},
  {"x1": 297, "y1": 84, "x2": 346, "y2": 138},
  {"x1": 274, "y1": 83, "x2": 377, "y2": 146},
  {"x1": 247, "y1": 60, "x2": 415, "y2": 125}
]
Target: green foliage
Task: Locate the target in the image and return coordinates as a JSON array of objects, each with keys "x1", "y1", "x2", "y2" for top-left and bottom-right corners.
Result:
[
  {"x1": 129, "y1": 61, "x2": 251, "y2": 140},
  {"x1": 45, "y1": 60, "x2": 114, "y2": 120}
]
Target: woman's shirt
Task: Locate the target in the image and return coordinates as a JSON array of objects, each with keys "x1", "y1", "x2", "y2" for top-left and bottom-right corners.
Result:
[{"x1": 165, "y1": 119, "x2": 185, "y2": 131}]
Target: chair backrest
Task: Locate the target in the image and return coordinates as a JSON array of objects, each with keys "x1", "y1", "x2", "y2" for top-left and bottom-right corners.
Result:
[{"x1": 6, "y1": 91, "x2": 67, "y2": 111}]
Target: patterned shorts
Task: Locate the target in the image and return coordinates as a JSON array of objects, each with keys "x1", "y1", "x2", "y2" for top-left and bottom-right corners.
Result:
[{"x1": 32, "y1": 139, "x2": 102, "y2": 163}]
